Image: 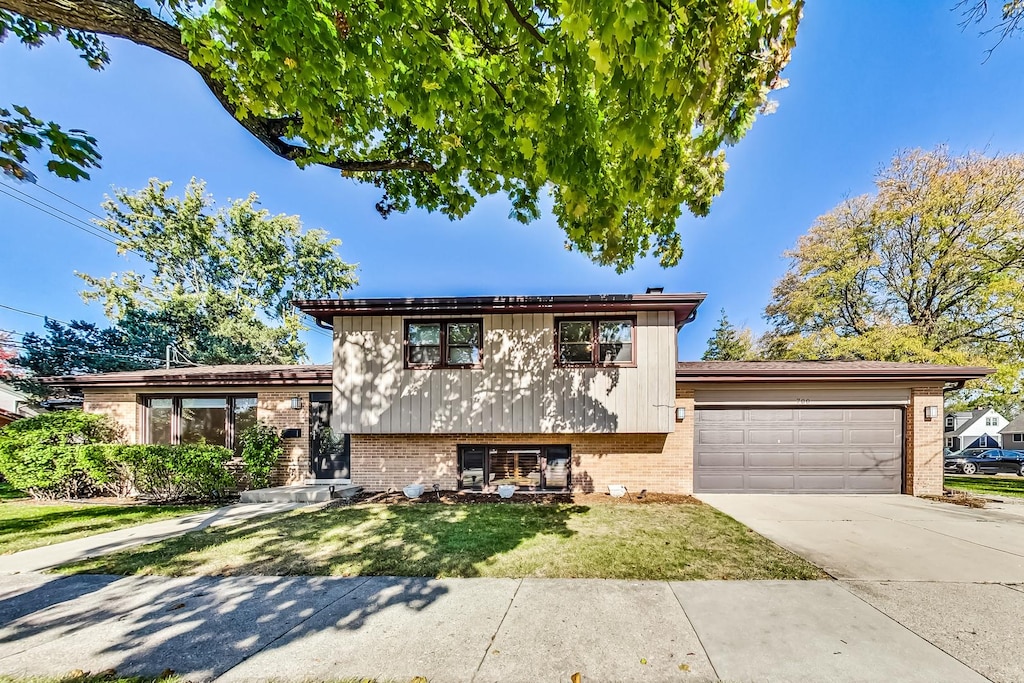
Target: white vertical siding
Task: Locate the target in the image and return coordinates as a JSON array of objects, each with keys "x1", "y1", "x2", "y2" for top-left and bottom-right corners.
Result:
[{"x1": 332, "y1": 310, "x2": 676, "y2": 434}]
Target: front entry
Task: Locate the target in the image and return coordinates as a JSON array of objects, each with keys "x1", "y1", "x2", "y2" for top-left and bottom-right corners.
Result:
[{"x1": 309, "y1": 393, "x2": 350, "y2": 479}]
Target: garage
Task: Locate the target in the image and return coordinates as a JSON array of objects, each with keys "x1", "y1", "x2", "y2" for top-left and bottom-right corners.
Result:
[{"x1": 693, "y1": 407, "x2": 904, "y2": 494}]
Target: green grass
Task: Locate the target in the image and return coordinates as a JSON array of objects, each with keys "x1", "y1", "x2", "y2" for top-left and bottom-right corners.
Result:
[
  {"x1": 62, "y1": 500, "x2": 825, "y2": 580},
  {"x1": 0, "y1": 500, "x2": 214, "y2": 555},
  {"x1": 945, "y1": 475, "x2": 1024, "y2": 499}
]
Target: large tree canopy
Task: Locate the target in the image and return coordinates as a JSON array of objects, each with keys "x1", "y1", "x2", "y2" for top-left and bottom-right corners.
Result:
[
  {"x1": 0, "y1": 0, "x2": 802, "y2": 270},
  {"x1": 764, "y1": 147, "x2": 1024, "y2": 412},
  {"x1": 15, "y1": 178, "x2": 357, "y2": 387}
]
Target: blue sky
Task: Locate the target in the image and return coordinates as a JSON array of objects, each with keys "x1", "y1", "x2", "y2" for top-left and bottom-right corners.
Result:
[{"x1": 2, "y1": 1, "x2": 1023, "y2": 363}]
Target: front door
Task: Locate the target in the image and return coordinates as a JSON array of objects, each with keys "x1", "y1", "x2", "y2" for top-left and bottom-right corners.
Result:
[{"x1": 309, "y1": 393, "x2": 350, "y2": 479}]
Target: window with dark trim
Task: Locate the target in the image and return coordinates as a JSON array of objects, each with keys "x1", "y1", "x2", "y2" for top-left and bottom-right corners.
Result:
[
  {"x1": 555, "y1": 317, "x2": 635, "y2": 366},
  {"x1": 458, "y1": 445, "x2": 571, "y2": 491},
  {"x1": 144, "y1": 395, "x2": 257, "y2": 453},
  {"x1": 404, "y1": 319, "x2": 483, "y2": 369}
]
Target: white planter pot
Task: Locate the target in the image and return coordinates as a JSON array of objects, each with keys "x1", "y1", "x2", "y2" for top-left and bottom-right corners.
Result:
[
  {"x1": 497, "y1": 485, "x2": 516, "y2": 499},
  {"x1": 403, "y1": 484, "x2": 425, "y2": 499},
  {"x1": 608, "y1": 485, "x2": 627, "y2": 498}
]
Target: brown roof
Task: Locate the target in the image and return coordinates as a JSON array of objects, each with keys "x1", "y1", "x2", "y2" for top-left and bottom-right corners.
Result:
[
  {"x1": 676, "y1": 361, "x2": 993, "y2": 383},
  {"x1": 41, "y1": 364, "x2": 332, "y2": 388},
  {"x1": 294, "y1": 293, "x2": 707, "y2": 326},
  {"x1": 1001, "y1": 413, "x2": 1024, "y2": 435}
]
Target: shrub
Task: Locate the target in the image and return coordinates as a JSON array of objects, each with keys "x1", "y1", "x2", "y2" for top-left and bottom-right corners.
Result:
[
  {"x1": 0, "y1": 411, "x2": 123, "y2": 499},
  {"x1": 239, "y1": 423, "x2": 282, "y2": 489},
  {"x1": 114, "y1": 443, "x2": 236, "y2": 502}
]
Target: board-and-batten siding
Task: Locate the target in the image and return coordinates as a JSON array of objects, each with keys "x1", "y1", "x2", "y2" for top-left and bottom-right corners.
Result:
[{"x1": 332, "y1": 311, "x2": 676, "y2": 434}]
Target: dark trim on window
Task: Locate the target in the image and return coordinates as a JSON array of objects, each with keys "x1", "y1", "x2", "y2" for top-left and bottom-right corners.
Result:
[
  {"x1": 554, "y1": 315, "x2": 637, "y2": 367},
  {"x1": 457, "y1": 444, "x2": 571, "y2": 492},
  {"x1": 404, "y1": 318, "x2": 484, "y2": 369},
  {"x1": 142, "y1": 394, "x2": 258, "y2": 452}
]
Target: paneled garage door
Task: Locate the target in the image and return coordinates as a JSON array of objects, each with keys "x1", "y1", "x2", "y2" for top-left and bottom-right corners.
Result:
[{"x1": 693, "y1": 407, "x2": 903, "y2": 493}]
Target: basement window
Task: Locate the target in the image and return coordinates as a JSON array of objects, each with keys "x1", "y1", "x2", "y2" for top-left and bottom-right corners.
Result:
[{"x1": 458, "y1": 445, "x2": 571, "y2": 491}]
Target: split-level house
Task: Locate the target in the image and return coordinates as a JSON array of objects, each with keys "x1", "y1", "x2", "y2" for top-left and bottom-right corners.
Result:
[
  {"x1": 944, "y1": 407, "x2": 1008, "y2": 451},
  {"x1": 46, "y1": 292, "x2": 990, "y2": 496}
]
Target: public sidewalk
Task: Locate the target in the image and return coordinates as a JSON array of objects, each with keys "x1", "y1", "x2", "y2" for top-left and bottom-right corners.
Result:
[
  {"x1": 0, "y1": 574, "x2": 1003, "y2": 683},
  {"x1": 0, "y1": 502, "x2": 306, "y2": 574}
]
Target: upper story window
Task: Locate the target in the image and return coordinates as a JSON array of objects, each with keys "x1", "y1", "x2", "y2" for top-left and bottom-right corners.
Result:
[
  {"x1": 405, "y1": 319, "x2": 483, "y2": 369},
  {"x1": 985, "y1": 416, "x2": 998, "y2": 426},
  {"x1": 555, "y1": 317, "x2": 635, "y2": 366},
  {"x1": 945, "y1": 416, "x2": 954, "y2": 428}
]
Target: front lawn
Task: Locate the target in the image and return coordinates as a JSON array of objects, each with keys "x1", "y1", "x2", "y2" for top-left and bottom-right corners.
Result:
[
  {"x1": 0, "y1": 500, "x2": 214, "y2": 555},
  {"x1": 945, "y1": 475, "x2": 1024, "y2": 499},
  {"x1": 63, "y1": 499, "x2": 825, "y2": 580}
]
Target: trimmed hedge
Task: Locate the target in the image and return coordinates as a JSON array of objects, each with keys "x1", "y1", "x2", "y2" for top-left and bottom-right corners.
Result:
[
  {"x1": 0, "y1": 412, "x2": 122, "y2": 498},
  {"x1": 80, "y1": 443, "x2": 236, "y2": 502},
  {"x1": 0, "y1": 411, "x2": 237, "y2": 501}
]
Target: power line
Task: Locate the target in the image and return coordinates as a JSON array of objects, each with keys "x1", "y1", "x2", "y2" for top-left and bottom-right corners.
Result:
[
  {"x1": 0, "y1": 183, "x2": 144, "y2": 257},
  {"x1": 0, "y1": 303, "x2": 75, "y2": 327},
  {"x1": 31, "y1": 182, "x2": 107, "y2": 221}
]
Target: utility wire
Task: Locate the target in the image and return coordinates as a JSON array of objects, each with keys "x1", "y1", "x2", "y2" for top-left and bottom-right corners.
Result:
[
  {"x1": 0, "y1": 303, "x2": 75, "y2": 327},
  {"x1": 30, "y1": 181, "x2": 107, "y2": 221}
]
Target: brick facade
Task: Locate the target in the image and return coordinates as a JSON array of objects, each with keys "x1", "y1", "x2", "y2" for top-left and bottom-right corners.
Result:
[
  {"x1": 82, "y1": 390, "x2": 138, "y2": 442},
  {"x1": 257, "y1": 391, "x2": 315, "y2": 486},
  {"x1": 905, "y1": 386, "x2": 945, "y2": 496},
  {"x1": 80, "y1": 380, "x2": 954, "y2": 497}
]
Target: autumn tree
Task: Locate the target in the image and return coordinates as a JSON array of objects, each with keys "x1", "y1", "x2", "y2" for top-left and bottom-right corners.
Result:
[
  {"x1": 703, "y1": 309, "x2": 758, "y2": 361},
  {"x1": 0, "y1": 332, "x2": 15, "y2": 377},
  {"x1": 0, "y1": 0, "x2": 802, "y2": 270},
  {"x1": 764, "y1": 147, "x2": 1024, "y2": 411}
]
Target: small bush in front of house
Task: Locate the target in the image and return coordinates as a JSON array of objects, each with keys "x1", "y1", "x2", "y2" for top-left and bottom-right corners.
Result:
[
  {"x1": 239, "y1": 423, "x2": 282, "y2": 490},
  {"x1": 0, "y1": 411, "x2": 123, "y2": 499},
  {"x1": 113, "y1": 443, "x2": 236, "y2": 502}
]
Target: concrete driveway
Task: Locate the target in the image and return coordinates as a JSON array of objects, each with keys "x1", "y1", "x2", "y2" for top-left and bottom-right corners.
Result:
[
  {"x1": 697, "y1": 494, "x2": 1024, "y2": 582},
  {"x1": 698, "y1": 494, "x2": 1024, "y2": 683}
]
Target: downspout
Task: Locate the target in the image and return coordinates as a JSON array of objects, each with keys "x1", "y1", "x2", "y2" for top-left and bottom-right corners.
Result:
[{"x1": 314, "y1": 317, "x2": 333, "y2": 331}]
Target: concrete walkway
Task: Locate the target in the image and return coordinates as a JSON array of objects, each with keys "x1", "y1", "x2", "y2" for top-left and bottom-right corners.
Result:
[
  {"x1": 0, "y1": 502, "x2": 306, "y2": 574},
  {"x1": 0, "y1": 575, "x2": 995, "y2": 683}
]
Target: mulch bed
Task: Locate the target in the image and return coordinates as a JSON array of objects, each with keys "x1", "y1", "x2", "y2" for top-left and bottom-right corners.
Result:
[{"x1": 331, "y1": 489, "x2": 699, "y2": 507}]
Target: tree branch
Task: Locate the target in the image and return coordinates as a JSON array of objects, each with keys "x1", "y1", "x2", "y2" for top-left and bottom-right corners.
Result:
[
  {"x1": 0, "y1": 0, "x2": 436, "y2": 174},
  {"x1": 502, "y1": 0, "x2": 548, "y2": 45}
]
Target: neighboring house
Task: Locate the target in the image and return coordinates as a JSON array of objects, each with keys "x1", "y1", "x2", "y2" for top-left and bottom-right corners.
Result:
[
  {"x1": 44, "y1": 292, "x2": 991, "y2": 497},
  {"x1": 943, "y1": 407, "x2": 1008, "y2": 451},
  {"x1": 0, "y1": 382, "x2": 40, "y2": 428},
  {"x1": 1000, "y1": 414, "x2": 1024, "y2": 451}
]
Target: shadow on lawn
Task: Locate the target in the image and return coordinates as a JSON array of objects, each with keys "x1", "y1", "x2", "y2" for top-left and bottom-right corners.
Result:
[
  {"x1": 69, "y1": 502, "x2": 588, "y2": 578},
  {"x1": 0, "y1": 503, "x2": 586, "y2": 679}
]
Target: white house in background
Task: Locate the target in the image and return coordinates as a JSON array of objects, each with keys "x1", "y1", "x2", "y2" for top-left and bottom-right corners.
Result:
[
  {"x1": 0, "y1": 382, "x2": 38, "y2": 427},
  {"x1": 1000, "y1": 414, "x2": 1024, "y2": 450},
  {"x1": 944, "y1": 407, "x2": 1009, "y2": 451}
]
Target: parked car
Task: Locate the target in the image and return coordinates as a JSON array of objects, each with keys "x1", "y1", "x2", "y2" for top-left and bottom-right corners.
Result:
[{"x1": 944, "y1": 448, "x2": 1024, "y2": 476}]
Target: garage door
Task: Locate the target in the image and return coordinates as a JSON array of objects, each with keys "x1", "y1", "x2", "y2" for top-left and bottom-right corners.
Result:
[{"x1": 694, "y1": 407, "x2": 903, "y2": 493}]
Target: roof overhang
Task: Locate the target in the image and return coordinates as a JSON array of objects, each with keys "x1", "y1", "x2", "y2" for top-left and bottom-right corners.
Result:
[
  {"x1": 294, "y1": 293, "x2": 707, "y2": 328},
  {"x1": 40, "y1": 366, "x2": 333, "y2": 389},
  {"x1": 676, "y1": 361, "x2": 994, "y2": 384}
]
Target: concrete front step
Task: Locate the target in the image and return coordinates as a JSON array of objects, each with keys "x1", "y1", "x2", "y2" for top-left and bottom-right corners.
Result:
[{"x1": 240, "y1": 484, "x2": 363, "y2": 503}]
